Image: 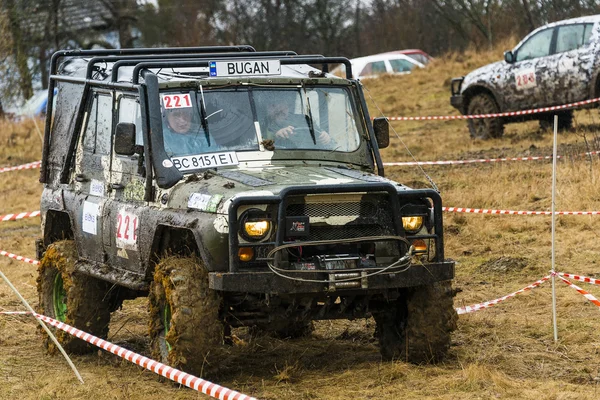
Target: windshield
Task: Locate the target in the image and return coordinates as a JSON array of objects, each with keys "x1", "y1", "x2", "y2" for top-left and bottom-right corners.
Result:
[{"x1": 160, "y1": 86, "x2": 363, "y2": 159}]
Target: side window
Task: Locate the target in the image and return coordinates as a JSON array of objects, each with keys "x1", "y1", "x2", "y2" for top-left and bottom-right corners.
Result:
[
  {"x1": 360, "y1": 61, "x2": 386, "y2": 77},
  {"x1": 389, "y1": 59, "x2": 416, "y2": 73},
  {"x1": 583, "y1": 23, "x2": 594, "y2": 46},
  {"x1": 515, "y1": 28, "x2": 554, "y2": 62},
  {"x1": 556, "y1": 24, "x2": 587, "y2": 53},
  {"x1": 118, "y1": 96, "x2": 143, "y2": 145},
  {"x1": 83, "y1": 93, "x2": 112, "y2": 154}
]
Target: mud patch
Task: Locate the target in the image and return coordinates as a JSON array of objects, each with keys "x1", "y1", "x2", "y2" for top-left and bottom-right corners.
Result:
[{"x1": 479, "y1": 256, "x2": 528, "y2": 273}]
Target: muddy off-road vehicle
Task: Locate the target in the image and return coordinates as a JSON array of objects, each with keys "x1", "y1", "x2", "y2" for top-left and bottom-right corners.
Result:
[
  {"x1": 451, "y1": 15, "x2": 600, "y2": 139},
  {"x1": 36, "y1": 45, "x2": 457, "y2": 374}
]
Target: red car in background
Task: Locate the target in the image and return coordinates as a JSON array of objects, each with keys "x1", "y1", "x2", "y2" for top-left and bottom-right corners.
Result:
[{"x1": 380, "y1": 49, "x2": 433, "y2": 66}]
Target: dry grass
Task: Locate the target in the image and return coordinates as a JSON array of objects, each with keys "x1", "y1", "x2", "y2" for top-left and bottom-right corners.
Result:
[{"x1": 2, "y1": 45, "x2": 600, "y2": 399}]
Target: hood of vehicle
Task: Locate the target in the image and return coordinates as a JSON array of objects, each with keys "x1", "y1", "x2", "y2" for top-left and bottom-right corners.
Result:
[
  {"x1": 164, "y1": 165, "x2": 406, "y2": 213},
  {"x1": 462, "y1": 60, "x2": 505, "y2": 91}
]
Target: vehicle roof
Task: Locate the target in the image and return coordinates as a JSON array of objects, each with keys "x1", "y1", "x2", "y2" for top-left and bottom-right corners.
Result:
[
  {"x1": 380, "y1": 49, "x2": 433, "y2": 59},
  {"x1": 513, "y1": 14, "x2": 600, "y2": 51},
  {"x1": 59, "y1": 57, "x2": 348, "y2": 84}
]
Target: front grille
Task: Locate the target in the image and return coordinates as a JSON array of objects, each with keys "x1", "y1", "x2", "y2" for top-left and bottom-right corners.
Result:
[
  {"x1": 286, "y1": 202, "x2": 378, "y2": 218},
  {"x1": 285, "y1": 195, "x2": 395, "y2": 241}
]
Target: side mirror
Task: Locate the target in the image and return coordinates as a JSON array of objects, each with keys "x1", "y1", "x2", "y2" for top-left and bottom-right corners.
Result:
[
  {"x1": 114, "y1": 122, "x2": 136, "y2": 156},
  {"x1": 373, "y1": 117, "x2": 390, "y2": 149},
  {"x1": 504, "y1": 50, "x2": 515, "y2": 64}
]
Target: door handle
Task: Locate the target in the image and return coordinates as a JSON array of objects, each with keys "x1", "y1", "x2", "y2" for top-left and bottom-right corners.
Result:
[
  {"x1": 111, "y1": 183, "x2": 125, "y2": 190},
  {"x1": 75, "y1": 174, "x2": 88, "y2": 182}
]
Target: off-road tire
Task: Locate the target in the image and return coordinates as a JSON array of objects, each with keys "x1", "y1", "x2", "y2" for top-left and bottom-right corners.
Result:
[
  {"x1": 539, "y1": 111, "x2": 573, "y2": 131},
  {"x1": 149, "y1": 256, "x2": 224, "y2": 377},
  {"x1": 37, "y1": 240, "x2": 114, "y2": 354},
  {"x1": 374, "y1": 280, "x2": 457, "y2": 363},
  {"x1": 467, "y1": 93, "x2": 504, "y2": 139}
]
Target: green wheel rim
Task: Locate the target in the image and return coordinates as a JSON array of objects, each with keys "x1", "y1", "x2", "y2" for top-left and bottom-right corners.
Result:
[
  {"x1": 163, "y1": 303, "x2": 172, "y2": 352},
  {"x1": 52, "y1": 273, "x2": 67, "y2": 322}
]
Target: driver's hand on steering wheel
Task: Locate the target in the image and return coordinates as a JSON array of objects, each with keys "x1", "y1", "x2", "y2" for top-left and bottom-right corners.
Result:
[
  {"x1": 317, "y1": 130, "x2": 332, "y2": 145},
  {"x1": 276, "y1": 125, "x2": 295, "y2": 139}
]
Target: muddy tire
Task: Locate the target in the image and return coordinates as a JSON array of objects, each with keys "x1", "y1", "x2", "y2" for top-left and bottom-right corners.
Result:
[
  {"x1": 539, "y1": 111, "x2": 573, "y2": 131},
  {"x1": 467, "y1": 93, "x2": 504, "y2": 139},
  {"x1": 37, "y1": 240, "x2": 114, "y2": 354},
  {"x1": 149, "y1": 256, "x2": 224, "y2": 377},
  {"x1": 374, "y1": 280, "x2": 457, "y2": 364}
]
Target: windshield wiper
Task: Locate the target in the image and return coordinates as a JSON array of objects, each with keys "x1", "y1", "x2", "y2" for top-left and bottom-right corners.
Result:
[
  {"x1": 197, "y1": 85, "x2": 211, "y2": 146},
  {"x1": 302, "y1": 83, "x2": 317, "y2": 145}
]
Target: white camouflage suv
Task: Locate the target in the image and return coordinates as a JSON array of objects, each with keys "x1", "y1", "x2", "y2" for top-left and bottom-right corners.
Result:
[{"x1": 451, "y1": 15, "x2": 600, "y2": 139}]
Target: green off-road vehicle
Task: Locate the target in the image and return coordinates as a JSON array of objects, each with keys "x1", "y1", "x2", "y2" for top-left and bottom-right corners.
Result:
[{"x1": 36, "y1": 45, "x2": 457, "y2": 375}]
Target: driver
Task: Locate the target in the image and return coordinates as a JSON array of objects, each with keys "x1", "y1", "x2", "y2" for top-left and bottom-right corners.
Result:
[{"x1": 266, "y1": 99, "x2": 331, "y2": 146}]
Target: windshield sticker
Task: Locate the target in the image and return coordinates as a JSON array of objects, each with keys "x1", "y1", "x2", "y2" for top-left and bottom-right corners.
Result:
[
  {"x1": 515, "y1": 68, "x2": 536, "y2": 90},
  {"x1": 82, "y1": 201, "x2": 99, "y2": 235},
  {"x1": 210, "y1": 60, "x2": 281, "y2": 77},
  {"x1": 161, "y1": 93, "x2": 192, "y2": 109},
  {"x1": 171, "y1": 151, "x2": 239, "y2": 171},
  {"x1": 188, "y1": 193, "x2": 223, "y2": 212}
]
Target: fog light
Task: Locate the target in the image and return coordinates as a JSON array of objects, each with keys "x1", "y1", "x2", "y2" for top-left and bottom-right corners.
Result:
[
  {"x1": 412, "y1": 239, "x2": 427, "y2": 253},
  {"x1": 238, "y1": 247, "x2": 254, "y2": 262}
]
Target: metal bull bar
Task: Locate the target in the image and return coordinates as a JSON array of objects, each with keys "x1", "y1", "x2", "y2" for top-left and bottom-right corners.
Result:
[{"x1": 227, "y1": 182, "x2": 445, "y2": 272}]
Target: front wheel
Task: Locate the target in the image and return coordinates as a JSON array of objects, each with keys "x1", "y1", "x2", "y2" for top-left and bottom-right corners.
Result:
[
  {"x1": 37, "y1": 240, "x2": 115, "y2": 354},
  {"x1": 149, "y1": 256, "x2": 224, "y2": 377},
  {"x1": 374, "y1": 281, "x2": 457, "y2": 363},
  {"x1": 467, "y1": 93, "x2": 504, "y2": 139}
]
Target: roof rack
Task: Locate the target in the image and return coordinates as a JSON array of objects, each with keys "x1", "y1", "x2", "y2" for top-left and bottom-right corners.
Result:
[
  {"x1": 130, "y1": 56, "x2": 352, "y2": 84},
  {"x1": 102, "y1": 51, "x2": 299, "y2": 82}
]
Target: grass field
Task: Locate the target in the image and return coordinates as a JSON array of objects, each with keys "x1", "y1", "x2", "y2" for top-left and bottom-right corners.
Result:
[{"x1": 2, "y1": 46, "x2": 600, "y2": 399}]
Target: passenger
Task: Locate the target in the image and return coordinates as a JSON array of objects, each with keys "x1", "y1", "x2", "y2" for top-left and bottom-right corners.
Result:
[{"x1": 162, "y1": 106, "x2": 205, "y2": 156}]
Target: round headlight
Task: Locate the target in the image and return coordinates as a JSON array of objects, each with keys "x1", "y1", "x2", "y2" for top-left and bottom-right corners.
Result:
[
  {"x1": 402, "y1": 216, "x2": 423, "y2": 233},
  {"x1": 239, "y1": 209, "x2": 272, "y2": 241}
]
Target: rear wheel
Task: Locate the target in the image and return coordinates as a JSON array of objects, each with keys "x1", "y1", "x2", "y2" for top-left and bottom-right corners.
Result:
[
  {"x1": 374, "y1": 281, "x2": 457, "y2": 363},
  {"x1": 539, "y1": 110, "x2": 573, "y2": 131},
  {"x1": 37, "y1": 240, "x2": 115, "y2": 354},
  {"x1": 149, "y1": 256, "x2": 224, "y2": 376},
  {"x1": 467, "y1": 93, "x2": 504, "y2": 139}
]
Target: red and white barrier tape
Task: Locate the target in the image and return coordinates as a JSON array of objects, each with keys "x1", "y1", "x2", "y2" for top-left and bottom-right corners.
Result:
[
  {"x1": 0, "y1": 250, "x2": 39, "y2": 265},
  {"x1": 386, "y1": 97, "x2": 600, "y2": 121},
  {"x1": 0, "y1": 161, "x2": 41, "y2": 174},
  {"x1": 455, "y1": 275, "x2": 551, "y2": 315},
  {"x1": 383, "y1": 151, "x2": 600, "y2": 167},
  {"x1": 443, "y1": 207, "x2": 600, "y2": 216},
  {"x1": 0, "y1": 210, "x2": 40, "y2": 221},
  {"x1": 1, "y1": 311, "x2": 257, "y2": 400},
  {"x1": 558, "y1": 272, "x2": 600, "y2": 286},
  {"x1": 557, "y1": 275, "x2": 600, "y2": 309}
]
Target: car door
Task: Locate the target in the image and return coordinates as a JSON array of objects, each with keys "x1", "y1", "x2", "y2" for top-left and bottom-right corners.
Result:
[
  {"x1": 504, "y1": 26, "x2": 556, "y2": 111},
  {"x1": 544, "y1": 23, "x2": 596, "y2": 105},
  {"x1": 104, "y1": 94, "x2": 146, "y2": 274},
  {"x1": 72, "y1": 90, "x2": 113, "y2": 263}
]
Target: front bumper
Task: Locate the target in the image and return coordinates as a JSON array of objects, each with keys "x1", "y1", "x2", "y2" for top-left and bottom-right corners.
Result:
[{"x1": 209, "y1": 260, "x2": 455, "y2": 294}]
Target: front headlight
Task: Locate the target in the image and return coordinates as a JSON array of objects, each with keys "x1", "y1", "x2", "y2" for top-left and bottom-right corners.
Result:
[
  {"x1": 244, "y1": 220, "x2": 271, "y2": 238},
  {"x1": 239, "y1": 208, "x2": 272, "y2": 241},
  {"x1": 402, "y1": 216, "x2": 423, "y2": 233}
]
